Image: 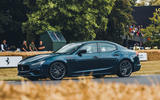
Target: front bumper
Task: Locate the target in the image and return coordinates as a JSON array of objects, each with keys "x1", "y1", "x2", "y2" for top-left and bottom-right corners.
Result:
[
  {"x1": 133, "y1": 64, "x2": 141, "y2": 72},
  {"x1": 17, "y1": 64, "x2": 48, "y2": 78},
  {"x1": 132, "y1": 56, "x2": 141, "y2": 72},
  {"x1": 18, "y1": 70, "x2": 42, "y2": 77}
]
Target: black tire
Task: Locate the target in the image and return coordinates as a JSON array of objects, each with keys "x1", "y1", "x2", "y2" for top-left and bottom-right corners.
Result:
[
  {"x1": 93, "y1": 75, "x2": 105, "y2": 78},
  {"x1": 49, "y1": 62, "x2": 66, "y2": 80},
  {"x1": 27, "y1": 77, "x2": 39, "y2": 81},
  {"x1": 117, "y1": 60, "x2": 133, "y2": 77}
]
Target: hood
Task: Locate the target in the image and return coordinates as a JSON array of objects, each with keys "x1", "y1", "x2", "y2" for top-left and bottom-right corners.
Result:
[{"x1": 19, "y1": 53, "x2": 59, "y2": 64}]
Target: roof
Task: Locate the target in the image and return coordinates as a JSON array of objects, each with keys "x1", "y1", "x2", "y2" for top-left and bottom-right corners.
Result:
[{"x1": 73, "y1": 40, "x2": 120, "y2": 46}]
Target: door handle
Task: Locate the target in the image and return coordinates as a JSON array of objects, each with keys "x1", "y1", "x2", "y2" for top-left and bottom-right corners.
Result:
[{"x1": 113, "y1": 54, "x2": 119, "y2": 56}]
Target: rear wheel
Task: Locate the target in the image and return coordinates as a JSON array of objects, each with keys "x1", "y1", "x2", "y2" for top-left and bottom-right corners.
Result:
[
  {"x1": 49, "y1": 62, "x2": 66, "y2": 80},
  {"x1": 117, "y1": 60, "x2": 133, "y2": 77}
]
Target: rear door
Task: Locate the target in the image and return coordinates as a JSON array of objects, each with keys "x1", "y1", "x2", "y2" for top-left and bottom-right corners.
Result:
[{"x1": 97, "y1": 42, "x2": 119, "y2": 74}]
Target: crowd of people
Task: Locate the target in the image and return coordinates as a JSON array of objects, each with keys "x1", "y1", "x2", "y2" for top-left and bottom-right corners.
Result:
[
  {"x1": 129, "y1": 25, "x2": 144, "y2": 37},
  {"x1": 0, "y1": 40, "x2": 45, "y2": 52}
]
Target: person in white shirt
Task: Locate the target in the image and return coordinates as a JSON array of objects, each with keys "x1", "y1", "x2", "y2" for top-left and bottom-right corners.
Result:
[{"x1": 1, "y1": 40, "x2": 9, "y2": 52}]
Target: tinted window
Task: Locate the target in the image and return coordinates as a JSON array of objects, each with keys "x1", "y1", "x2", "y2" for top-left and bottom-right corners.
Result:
[
  {"x1": 79, "y1": 43, "x2": 97, "y2": 53},
  {"x1": 99, "y1": 43, "x2": 116, "y2": 52},
  {"x1": 56, "y1": 43, "x2": 82, "y2": 54}
]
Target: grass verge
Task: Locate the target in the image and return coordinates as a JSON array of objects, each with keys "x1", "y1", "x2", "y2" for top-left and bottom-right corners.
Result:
[
  {"x1": 0, "y1": 68, "x2": 25, "y2": 81},
  {"x1": 133, "y1": 60, "x2": 160, "y2": 75},
  {"x1": 0, "y1": 60, "x2": 160, "y2": 81}
]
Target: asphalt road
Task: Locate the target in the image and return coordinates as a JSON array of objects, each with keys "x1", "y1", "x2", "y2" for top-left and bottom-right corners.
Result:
[{"x1": 6, "y1": 75, "x2": 160, "y2": 85}]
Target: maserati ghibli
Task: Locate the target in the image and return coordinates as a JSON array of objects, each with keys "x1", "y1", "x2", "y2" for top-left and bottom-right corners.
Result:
[{"x1": 18, "y1": 41, "x2": 141, "y2": 80}]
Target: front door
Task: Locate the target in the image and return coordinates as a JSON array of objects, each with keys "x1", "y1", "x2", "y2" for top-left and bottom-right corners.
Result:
[{"x1": 69, "y1": 43, "x2": 100, "y2": 76}]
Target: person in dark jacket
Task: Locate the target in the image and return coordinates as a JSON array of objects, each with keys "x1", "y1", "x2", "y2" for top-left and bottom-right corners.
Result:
[{"x1": 38, "y1": 41, "x2": 45, "y2": 51}]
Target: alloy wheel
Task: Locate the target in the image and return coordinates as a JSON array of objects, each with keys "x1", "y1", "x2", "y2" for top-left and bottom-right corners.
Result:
[
  {"x1": 117, "y1": 60, "x2": 132, "y2": 77},
  {"x1": 49, "y1": 62, "x2": 66, "y2": 80}
]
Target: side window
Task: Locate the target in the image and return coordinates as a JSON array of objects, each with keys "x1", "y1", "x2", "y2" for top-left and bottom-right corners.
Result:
[
  {"x1": 99, "y1": 43, "x2": 116, "y2": 52},
  {"x1": 80, "y1": 43, "x2": 97, "y2": 53}
]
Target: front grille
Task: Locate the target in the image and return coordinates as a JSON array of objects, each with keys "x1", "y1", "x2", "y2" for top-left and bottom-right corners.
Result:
[{"x1": 18, "y1": 65, "x2": 30, "y2": 71}]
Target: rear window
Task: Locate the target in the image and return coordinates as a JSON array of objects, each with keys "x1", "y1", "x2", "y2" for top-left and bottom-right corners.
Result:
[{"x1": 99, "y1": 43, "x2": 116, "y2": 52}]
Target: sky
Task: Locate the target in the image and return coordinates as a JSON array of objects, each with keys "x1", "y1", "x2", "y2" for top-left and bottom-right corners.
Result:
[
  {"x1": 137, "y1": 0, "x2": 141, "y2": 3},
  {"x1": 136, "y1": 0, "x2": 151, "y2": 4}
]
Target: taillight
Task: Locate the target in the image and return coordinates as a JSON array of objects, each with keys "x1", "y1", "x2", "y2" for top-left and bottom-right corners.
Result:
[{"x1": 136, "y1": 51, "x2": 139, "y2": 56}]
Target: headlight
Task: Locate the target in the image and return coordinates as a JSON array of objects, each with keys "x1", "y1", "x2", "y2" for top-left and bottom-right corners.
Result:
[{"x1": 31, "y1": 61, "x2": 45, "y2": 66}]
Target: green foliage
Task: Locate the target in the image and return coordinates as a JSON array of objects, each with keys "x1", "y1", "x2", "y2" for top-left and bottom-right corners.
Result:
[
  {"x1": 22, "y1": 0, "x2": 115, "y2": 42},
  {"x1": 0, "y1": 0, "x2": 136, "y2": 45},
  {"x1": 100, "y1": 0, "x2": 133, "y2": 44},
  {"x1": 141, "y1": 10, "x2": 160, "y2": 47}
]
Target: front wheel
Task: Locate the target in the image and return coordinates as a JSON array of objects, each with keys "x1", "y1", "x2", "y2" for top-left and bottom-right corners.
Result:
[
  {"x1": 117, "y1": 60, "x2": 133, "y2": 77},
  {"x1": 49, "y1": 62, "x2": 66, "y2": 80}
]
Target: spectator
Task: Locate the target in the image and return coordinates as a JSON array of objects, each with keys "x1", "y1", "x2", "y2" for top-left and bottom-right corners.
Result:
[
  {"x1": 1, "y1": 40, "x2": 9, "y2": 52},
  {"x1": 21, "y1": 40, "x2": 28, "y2": 52},
  {"x1": 29, "y1": 41, "x2": 37, "y2": 51},
  {"x1": 38, "y1": 41, "x2": 45, "y2": 51}
]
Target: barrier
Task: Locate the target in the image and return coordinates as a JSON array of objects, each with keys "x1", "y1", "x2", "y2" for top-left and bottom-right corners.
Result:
[
  {"x1": 137, "y1": 50, "x2": 160, "y2": 61},
  {"x1": 0, "y1": 56, "x2": 22, "y2": 68},
  {"x1": 0, "y1": 52, "x2": 51, "y2": 68},
  {"x1": 138, "y1": 53, "x2": 148, "y2": 61}
]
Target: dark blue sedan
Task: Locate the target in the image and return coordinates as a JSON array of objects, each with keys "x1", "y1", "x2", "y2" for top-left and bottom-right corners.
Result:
[{"x1": 18, "y1": 41, "x2": 141, "y2": 80}]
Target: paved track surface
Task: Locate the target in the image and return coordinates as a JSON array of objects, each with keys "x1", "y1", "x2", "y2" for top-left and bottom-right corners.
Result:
[{"x1": 6, "y1": 75, "x2": 160, "y2": 85}]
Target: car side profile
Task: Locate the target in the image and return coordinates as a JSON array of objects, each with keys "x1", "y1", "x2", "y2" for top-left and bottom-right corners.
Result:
[{"x1": 18, "y1": 41, "x2": 141, "y2": 80}]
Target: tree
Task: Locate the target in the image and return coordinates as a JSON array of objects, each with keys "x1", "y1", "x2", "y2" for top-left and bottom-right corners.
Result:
[
  {"x1": 99, "y1": 0, "x2": 134, "y2": 44},
  {"x1": 0, "y1": 0, "x2": 27, "y2": 47},
  {"x1": 22, "y1": 0, "x2": 116, "y2": 42},
  {"x1": 141, "y1": 10, "x2": 160, "y2": 47}
]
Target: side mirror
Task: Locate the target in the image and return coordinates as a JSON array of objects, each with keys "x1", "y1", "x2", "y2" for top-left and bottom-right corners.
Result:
[{"x1": 77, "y1": 49, "x2": 87, "y2": 56}]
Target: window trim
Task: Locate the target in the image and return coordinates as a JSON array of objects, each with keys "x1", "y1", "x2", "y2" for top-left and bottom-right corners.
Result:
[{"x1": 98, "y1": 42, "x2": 118, "y2": 53}]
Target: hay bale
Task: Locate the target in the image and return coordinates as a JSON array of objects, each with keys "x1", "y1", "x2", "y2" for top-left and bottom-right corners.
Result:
[
  {"x1": 0, "y1": 50, "x2": 159, "y2": 61},
  {"x1": 137, "y1": 50, "x2": 160, "y2": 61},
  {"x1": 0, "y1": 52, "x2": 52, "y2": 59}
]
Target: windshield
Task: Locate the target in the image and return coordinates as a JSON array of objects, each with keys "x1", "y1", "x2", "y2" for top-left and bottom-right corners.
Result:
[{"x1": 56, "y1": 43, "x2": 82, "y2": 54}]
